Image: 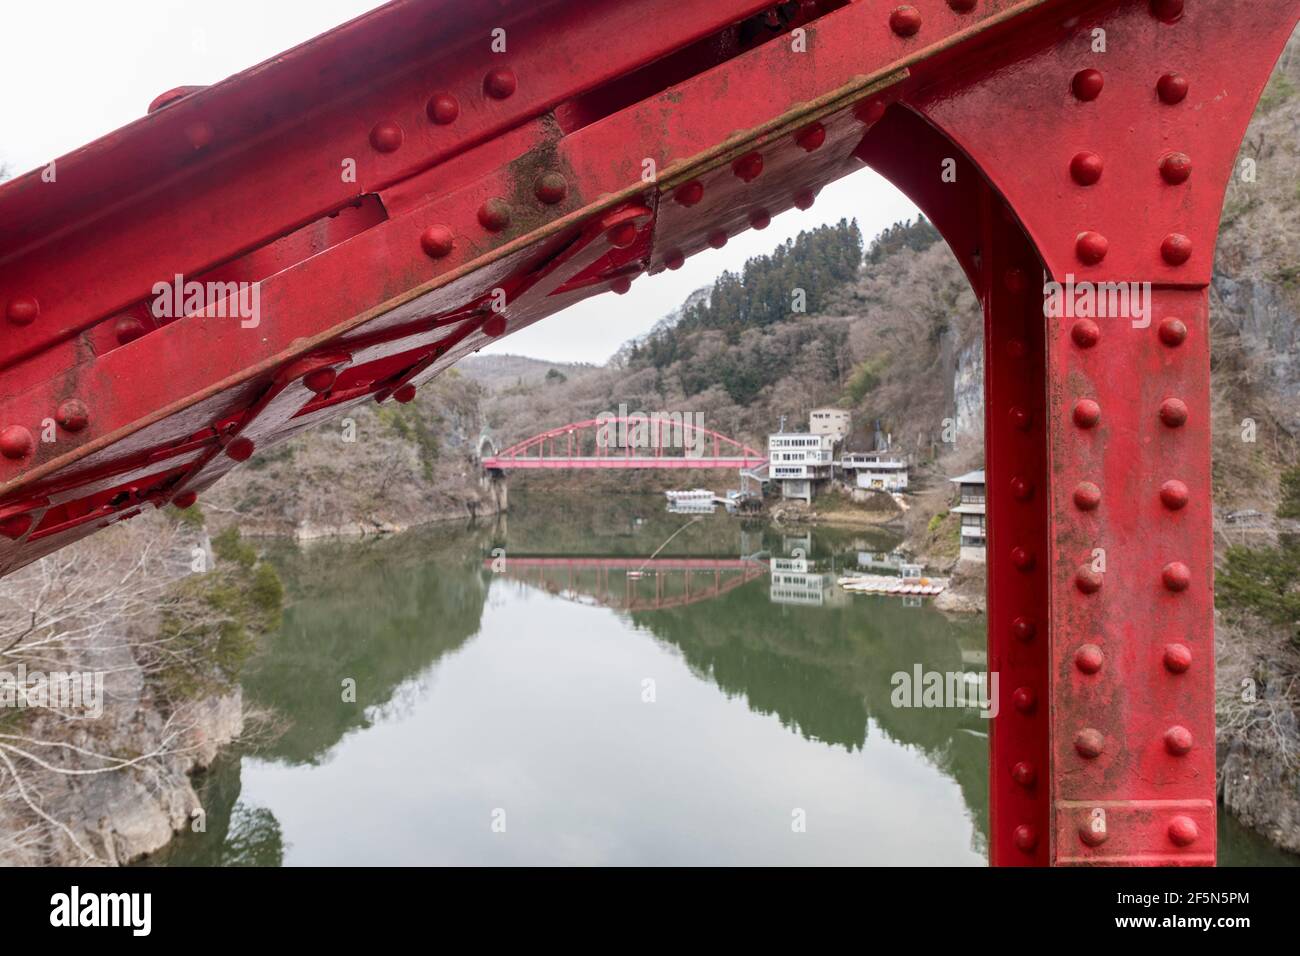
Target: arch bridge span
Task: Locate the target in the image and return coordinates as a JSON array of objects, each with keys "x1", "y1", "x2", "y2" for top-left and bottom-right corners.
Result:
[{"x1": 482, "y1": 417, "x2": 766, "y2": 470}]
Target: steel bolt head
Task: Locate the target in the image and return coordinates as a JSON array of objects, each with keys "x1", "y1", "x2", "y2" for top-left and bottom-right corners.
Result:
[
  {"x1": 1013, "y1": 824, "x2": 1038, "y2": 852},
  {"x1": 610, "y1": 277, "x2": 632, "y2": 296},
  {"x1": 1010, "y1": 546, "x2": 1036, "y2": 571},
  {"x1": 6, "y1": 295, "x2": 39, "y2": 326},
  {"x1": 1073, "y1": 399, "x2": 1101, "y2": 429},
  {"x1": 1012, "y1": 686, "x2": 1036, "y2": 713},
  {"x1": 1010, "y1": 476, "x2": 1033, "y2": 501},
  {"x1": 1168, "y1": 815, "x2": 1198, "y2": 846},
  {"x1": 794, "y1": 189, "x2": 817, "y2": 210},
  {"x1": 226, "y1": 437, "x2": 255, "y2": 462},
  {"x1": 1011, "y1": 616, "x2": 1036, "y2": 643},
  {"x1": 55, "y1": 399, "x2": 89, "y2": 433},
  {"x1": 535, "y1": 172, "x2": 568, "y2": 205},
  {"x1": 484, "y1": 67, "x2": 517, "y2": 99},
  {"x1": 1161, "y1": 233, "x2": 1193, "y2": 265},
  {"x1": 608, "y1": 222, "x2": 639, "y2": 249},
  {"x1": 796, "y1": 124, "x2": 826, "y2": 152},
  {"x1": 1003, "y1": 268, "x2": 1026, "y2": 294},
  {"x1": 1162, "y1": 561, "x2": 1191, "y2": 592},
  {"x1": 1075, "y1": 565, "x2": 1103, "y2": 594},
  {"x1": 1074, "y1": 728, "x2": 1105, "y2": 759},
  {"x1": 1071, "y1": 318, "x2": 1100, "y2": 348},
  {"x1": 426, "y1": 93, "x2": 460, "y2": 124},
  {"x1": 733, "y1": 152, "x2": 764, "y2": 182},
  {"x1": 1160, "y1": 479, "x2": 1189, "y2": 510},
  {"x1": 420, "y1": 224, "x2": 455, "y2": 259},
  {"x1": 369, "y1": 121, "x2": 404, "y2": 153},
  {"x1": 0, "y1": 425, "x2": 34, "y2": 460},
  {"x1": 1150, "y1": 0, "x2": 1184, "y2": 22},
  {"x1": 664, "y1": 250, "x2": 685, "y2": 271},
  {"x1": 749, "y1": 209, "x2": 772, "y2": 231},
  {"x1": 1011, "y1": 761, "x2": 1036, "y2": 787},
  {"x1": 1163, "y1": 643, "x2": 1193, "y2": 673},
  {"x1": 1073, "y1": 481, "x2": 1102, "y2": 511},
  {"x1": 303, "y1": 368, "x2": 337, "y2": 394},
  {"x1": 1075, "y1": 643, "x2": 1105, "y2": 674},
  {"x1": 478, "y1": 198, "x2": 512, "y2": 232},
  {"x1": 114, "y1": 316, "x2": 147, "y2": 345},
  {"x1": 1070, "y1": 151, "x2": 1103, "y2": 186},
  {"x1": 1075, "y1": 231, "x2": 1109, "y2": 265},
  {"x1": 1079, "y1": 823, "x2": 1109, "y2": 847},
  {"x1": 708, "y1": 231, "x2": 728, "y2": 250},
  {"x1": 1157, "y1": 72, "x2": 1189, "y2": 104},
  {"x1": 855, "y1": 99, "x2": 887, "y2": 126},
  {"x1": 1160, "y1": 152, "x2": 1193, "y2": 184},
  {"x1": 674, "y1": 181, "x2": 704, "y2": 207},
  {"x1": 947, "y1": 0, "x2": 978, "y2": 11},
  {"x1": 1072, "y1": 68, "x2": 1104, "y2": 101},
  {"x1": 483, "y1": 314, "x2": 509, "y2": 336},
  {"x1": 1158, "y1": 317, "x2": 1188, "y2": 346},
  {"x1": 889, "y1": 5, "x2": 922, "y2": 37},
  {"x1": 393, "y1": 384, "x2": 418, "y2": 404},
  {"x1": 173, "y1": 491, "x2": 198, "y2": 510},
  {"x1": 1164, "y1": 725, "x2": 1193, "y2": 755},
  {"x1": 1159, "y1": 397, "x2": 1189, "y2": 428},
  {"x1": 1009, "y1": 405, "x2": 1031, "y2": 431}
]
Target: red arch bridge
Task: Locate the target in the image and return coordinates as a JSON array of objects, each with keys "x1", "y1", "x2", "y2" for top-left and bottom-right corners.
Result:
[
  {"x1": 1, "y1": 0, "x2": 1296, "y2": 865},
  {"x1": 482, "y1": 417, "x2": 767, "y2": 469}
]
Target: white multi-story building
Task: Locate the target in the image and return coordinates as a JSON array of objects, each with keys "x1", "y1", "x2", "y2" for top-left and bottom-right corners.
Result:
[
  {"x1": 950, "y1": 469, "x2": 986, "y2": 562},
  {"x1": 809, "y1": 408, "x2": 852, "y2": 442},
  {"x1": 840, "y1": 453, "x2": 909, "y2": 491},
  {"x1": 768, "y1": 432, "x2": 835, "y2": 502}
]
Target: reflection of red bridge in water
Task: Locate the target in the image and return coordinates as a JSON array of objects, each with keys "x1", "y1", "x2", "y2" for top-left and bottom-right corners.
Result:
[
  {"x1": 482, "y1": 418, "x2": 767, "y2": 470},
  {"x1": 486, "y1": 555, "x2": 767, "y2": 610}
]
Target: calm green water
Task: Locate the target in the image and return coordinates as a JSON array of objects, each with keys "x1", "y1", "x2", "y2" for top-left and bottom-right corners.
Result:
[{"x1": 149, "y1": 496, "x2": 1294, "y2": 866}]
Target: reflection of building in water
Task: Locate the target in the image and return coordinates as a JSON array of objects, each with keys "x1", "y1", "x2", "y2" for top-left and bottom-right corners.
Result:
[
  {"x1": 768, "y1": 557, "x2": 849, "y2": 607},
  {"x1": 858, "y1": 549, "x2": 906, "y2": 573},
  {"x1": 949, "y1": 469, "x2": 987, "y2": 562}
]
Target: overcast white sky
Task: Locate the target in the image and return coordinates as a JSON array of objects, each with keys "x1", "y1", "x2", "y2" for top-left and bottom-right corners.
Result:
[{"x1": 0, "y1": 0, "x2": 919, "y2": 365}]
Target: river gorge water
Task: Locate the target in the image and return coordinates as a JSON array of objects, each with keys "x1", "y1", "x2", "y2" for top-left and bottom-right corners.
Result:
[{"x1": 148, "y1": 496, "x2": 1294, "y2": 866}]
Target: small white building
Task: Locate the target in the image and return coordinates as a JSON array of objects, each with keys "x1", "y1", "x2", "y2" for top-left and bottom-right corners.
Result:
[
  {"x1": 809, "y1": 408, "x2": 852, "y2": 442},
  {"x1": 950, "y1": 469, "x2": 986, "y2": 562},
  {"x1": 768, "y1": 432, "x2": 835, "y2": 502}
]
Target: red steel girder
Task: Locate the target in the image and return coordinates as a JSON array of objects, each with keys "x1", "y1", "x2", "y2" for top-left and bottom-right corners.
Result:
[{"x1": 1, "y1": 0, "x2": 1297, "y2": 865}]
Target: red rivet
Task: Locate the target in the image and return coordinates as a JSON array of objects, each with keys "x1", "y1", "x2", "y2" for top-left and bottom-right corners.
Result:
[
  {"x1": 427, "y1": 93, "x2": 460, "y2": 125},
  {"x1": 1164, "y1": 725, "x2": 1193, "y2": 755},
  {"x1": 114, "y1": 316, "x2": 147, "y2": 345},
  {"x1": 1013, "y1": 824, "x2": 1038, "y2": 853},
  {"x1": 1160, "y1": 152, "x2": 1192, "y2": 184},
  {"x1": 889, "y1": 5, "x2": 922, "y2": 36},
  {"x1": 173, "y1": 491, "x2": 198, "y2": 510},
  {"x1": 1159, "y1": 398, "x2": 1188, "y2": 428},
  {"x1": 0, "y1": 513, "x2": 33, "y2": 539},
  {"x1": 1158, "y1": 317, "x2": 1188, "y2": 346},
  {"x1": 1070, "y1": 151, "x2": 1103, "y2": 186},
  {"x1": 608, "y1": 222, "x2": 639, "y2": 249},
  {"x1": 6, "y1": 295, "x2": 39, "y2": 326},
  {"x1": 1075, "y1": 231, "x2": 1109, "y2": 265},
  {"x1": 1074, "y1": 728, "x2": 1104, "y2": 759},
  {"x1": 708, "y1": 232, "x2": 728, "y2": 250},
  {"x1": 484, "y1": 67, "x2": 517, "y2": 99},
  {"x1": 185, "y1": 121, "x2": 214, "y2": 150},
  {"x1": 1010, "y1": 547, "x2": 1036, "y2": 571},
  {"x1": 664, "y1": 250, "x2": 685, "y2": 271},
  {"x1": 1075, "y1": 644, "x2": 1104, "y2": 674},
  {"x1": 674, "y1": 181, "x2": 704, "y2": 207},
  {"x1": 796, "y1": 124, "x2": 826, "y2": 152},
  {"x1": 1162, "y1": 561, "x2": 1191, "y2": 592},
  {"x1": 55, "y1": 399, "x2": 89, "y2": 433},
  {"x1": 794, "y1": 189, "x2": 817, "y2": 210},
  {"x1": 1006, "y1": 338, "x2": 1027, "y2": 358},
  {"x1": 854, "y1": 100, "x2": 887, "y2": 126},
  {"x1": 1168, "y1": 815, "x2": 1198, "y2": 847},
  {"x1": 1011, "y1": 761, "x2": 1036, "y2": 787},
  {"x1": 1073, "y1": 481, "x2": 1101, "y2": 511},
  {"x1": 1075, "y1": 566, "x2": 1103, "y2": 594},
  {"x1": 303, "y1": 368, "x2": 337, "y2": 394},
  {"x1": 733, "y1": 152, "x2": 764, "y2": 183},
  {"x1": 0, "y1": 425, "x2": 34, "y2": 460},
  {"x1": 1073, "y1": 399, "x2": 1101, "y2": 429},
  {"x1": 535, "y1": 172, "x2": 568, "y2": 205},
  {"x1": 1161, "y1": 233, "x2": 1192, "y2": 265},
  {"x1": 369, "y1": 121, "x2": 404, "y2": 153},
  {"x1": 226, "y1": 437, "x2": 255, "y2": 462},
  {"x1": 1164, "y1": 643, "x2": 1193, "y2": 673},
  {"x1": 1012, "y1": 616, "x2": 1036, "y2": 643},
  {"x1": 1072, "y1": 68, "x2": 1104, "y2": 101},
  {"x1": 1012, "y1": 686, "x2": 1036, "y2": 714},
  {"x1": 1071, "y1": 319, "x2": 1100, "y2": 348},
  {"x1": 1009, "y1": 406, "x2": 1031, "y2": 431},
  {"x1": 1004, "y1": 269, "x2": 1027, "y2": 294},
  {"x1": 1160, "y1": 479, "x2": 1189, "y2": 510},
  {"x1": 947, "y1": 0, "x2": 978, "y2": 11},
  {"x1": 1157, "y1": 72, "x2": 1189, "y2": 104},
  {"x1": 478, "y1": 199, "x2": 512, "y2": 232},
  {"x1": 393, "y1": 384, "x2": 418, "y2": 404},
  {"x1": 749, "y1": 210, "x2": 771, "y2": 230},
  {"x1": 1079, "y1": 823, "x2": 1109, "y2": 848},
  {"x1": 1150, "y1": 0, "x2": 1184, "y2": 22},
  {"x1": 1010, "y1": 477, "x2": 1033, "y2": 501},
  {"x1": 483, "y1": 314, "x2": 509, "y2": 336},
  {"x1": 420, "y1": 225, "x2": 454, "y2": 259},
  {"x1": 610, "y1": 278, "x2": 632, "y2": 296}
]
